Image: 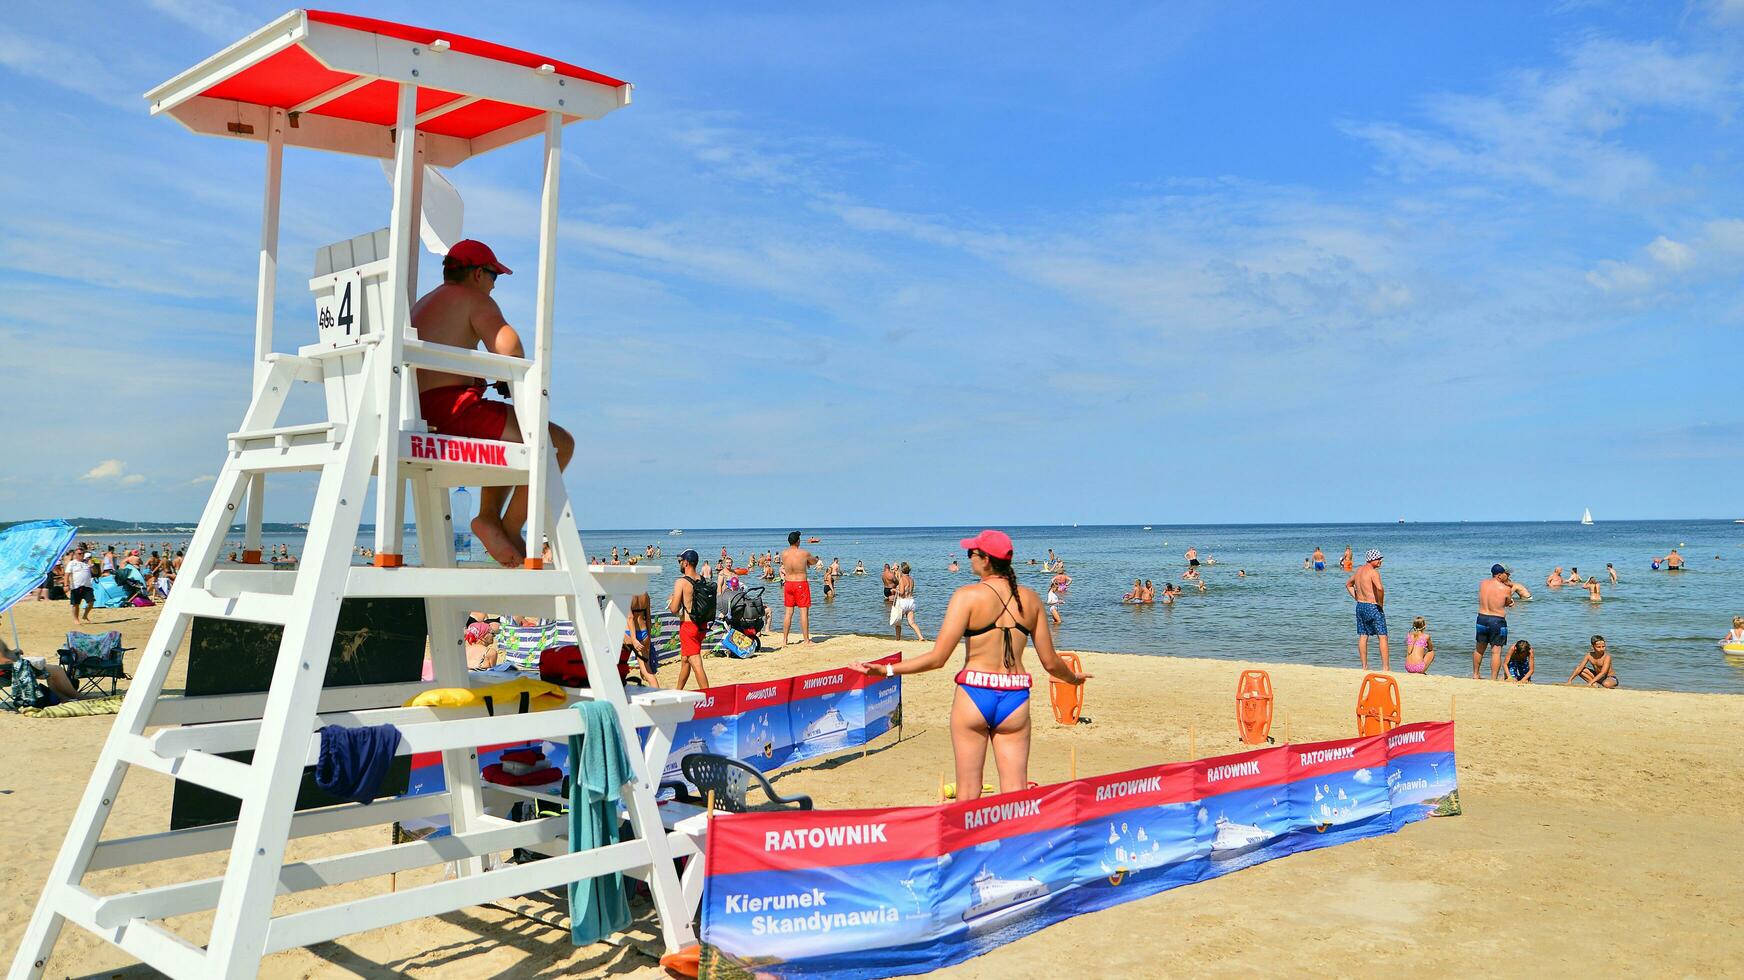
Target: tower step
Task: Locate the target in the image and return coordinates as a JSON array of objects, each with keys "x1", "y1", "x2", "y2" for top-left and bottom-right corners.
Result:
[{"x1": 119, "y1": 737, "x2": 254, "y2": 795}]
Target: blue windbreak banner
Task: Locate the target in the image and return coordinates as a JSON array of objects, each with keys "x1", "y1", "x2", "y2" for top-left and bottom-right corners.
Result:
[
  {"x1": 701, "y1": 721, "x2": 1459, "y2": 979},
  {"x1": 0, "y1": 519, "x2": 76, "y2": 615}
]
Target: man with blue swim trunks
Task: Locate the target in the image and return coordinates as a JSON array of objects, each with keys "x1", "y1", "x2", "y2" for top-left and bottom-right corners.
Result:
[
  {"x1": 1476, "y1": 564, "x2": 1515, "y2": 680},
  {"x1": 1345, "y1": 549, "x2": 1389, "y2": 672}
]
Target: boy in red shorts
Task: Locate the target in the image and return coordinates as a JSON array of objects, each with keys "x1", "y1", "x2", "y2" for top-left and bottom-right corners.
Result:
[
  {"x1": 410, "y1": 240, "x2": 576, "y2": 567},
  {"x1": 667, "y1": 550, "x2": 712, "y2": 690}
]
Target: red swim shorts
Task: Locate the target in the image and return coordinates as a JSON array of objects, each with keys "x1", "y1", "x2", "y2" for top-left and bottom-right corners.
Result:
[
  {"x1": 419, "y1": 384, "x2": 513, "y2": 440},
  {"x1": 680, "y1": 620, "x2": 705, "y2": 658},
  {"x1": 783, "y1": 580, "x2": 812, "y2": 608}
]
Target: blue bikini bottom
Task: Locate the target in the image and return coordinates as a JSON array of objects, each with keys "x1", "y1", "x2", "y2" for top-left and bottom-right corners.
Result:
[{"x1": 956, "y1": 669, "x2": 1032, "y2": 728}]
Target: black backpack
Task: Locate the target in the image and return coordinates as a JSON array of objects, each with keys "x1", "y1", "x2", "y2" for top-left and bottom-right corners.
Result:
[
  {"x1": 686, "y1": 575, "x2": 717, "y2": 625},
  {"x1": 728, "y1": 586, "x2": 765, "y2": 632}
]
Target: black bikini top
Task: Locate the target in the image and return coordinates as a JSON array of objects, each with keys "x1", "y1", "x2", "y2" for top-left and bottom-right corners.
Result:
[{"x1": 962, "y1": 583, "x2": 1032, "y2": 671}]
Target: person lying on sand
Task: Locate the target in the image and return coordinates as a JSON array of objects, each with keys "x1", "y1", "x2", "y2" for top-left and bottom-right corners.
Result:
[
  {"x1": 848, "y1": 530, "x2": 1087, "y2": 800},
  {"x1": 1566, "y1": 635, "x2": 1618, "y2": 688},
  {"x1": 0, "y1": 634, "x2": 82, "y2": 706}
]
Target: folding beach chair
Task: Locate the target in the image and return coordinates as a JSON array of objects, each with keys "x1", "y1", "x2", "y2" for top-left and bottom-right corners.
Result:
[
  {"x1": 669, "y1": 753, "x2": 812, "y2": 813},
  {"x1": 58, "y1": 631, "x2": 130, "y2": 697}
]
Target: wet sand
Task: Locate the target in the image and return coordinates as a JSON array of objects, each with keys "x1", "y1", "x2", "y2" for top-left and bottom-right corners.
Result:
[{"x1": 3, "y1": 599, "x2": 1741, "y2": 976}]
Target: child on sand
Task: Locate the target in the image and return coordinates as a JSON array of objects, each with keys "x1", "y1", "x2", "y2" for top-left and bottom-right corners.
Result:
[
  {"x1": 1505, "y1": 640, "x2": 1534, "y2": 682},
  {"x1": 1566, "y1": 635, "x2": 1618, "y2": 688},
  {"x1": 1404, "y1": 617, "x2": 1435, "y2": 674}
]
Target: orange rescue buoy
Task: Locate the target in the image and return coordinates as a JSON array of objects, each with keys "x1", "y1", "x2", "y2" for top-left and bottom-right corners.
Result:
[
  {"x1": 1050, "y1": 652, "x2": 1085, "y2": 725},
  {"x1": 660, "y1": 944, "x2": 701, "y2": 978},
  {"x1": 1236, "y1": 669, "x2": 1273, "y2": 745},
  {"x1": 1356, "y1": 672, "x2": 1401, "y2": 736}
]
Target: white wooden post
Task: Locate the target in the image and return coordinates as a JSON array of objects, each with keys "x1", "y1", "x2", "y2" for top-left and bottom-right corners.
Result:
[
  {"x1": 401, "y1": 133, "x2": 427, "y2": 433},
  {"x1": 520, "y1": 111, "x2": 560, "y2": 568},
  {"x1": 373, "y1": 83, "x2": 419, "y2": 567},
  {"x1": 243, "y1": 108, "x2": 285, "y2": 565}
]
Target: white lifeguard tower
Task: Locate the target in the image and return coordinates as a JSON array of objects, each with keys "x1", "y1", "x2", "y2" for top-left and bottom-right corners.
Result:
[{"x1": 12, "y1": 10, "x2": 704, "y2": 978}]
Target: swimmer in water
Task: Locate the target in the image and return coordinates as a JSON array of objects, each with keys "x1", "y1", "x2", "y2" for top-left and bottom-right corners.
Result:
[
  {"x1": 1720, "y1": 616, "x2": 1744, "y2": 647},
  {"x1": 1339, "y1": 546, "x2": 1354, "y2": 572},
  {"x1": 1141, "y1": 579, "x2": 1155, "y2": 602},
  {"x1": 1584, "y1": 576, "x2": 1601, "y2": 602},
  {"x1": 1655, "y1": 549, "x2": 1684, "y2": 570},
  {"x1": 1312, "y1": 547, "x2": 1325, "y2": 572},
  {"x1": 1607, "y1": 563, "x2": 1617, "y2": 585},
  {"x1": 1123, "y1": 578, "x2": 1142, "y2": 602},
  {"x1": 1546, "y1": 567, "x2": 1564, "y2": 588},
  {"x1": 847, "y1": 529, "x2": 1088, "y2": 800}
]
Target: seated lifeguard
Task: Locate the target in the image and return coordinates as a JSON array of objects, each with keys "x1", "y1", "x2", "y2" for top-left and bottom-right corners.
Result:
[{"x1": 412, "y1": 239, "x2": 575, "y2": 566}]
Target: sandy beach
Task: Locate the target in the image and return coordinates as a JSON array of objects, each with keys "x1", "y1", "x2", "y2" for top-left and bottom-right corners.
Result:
[{"x1": 4, "y1": 598, "x2": 1743, "y2": 977}]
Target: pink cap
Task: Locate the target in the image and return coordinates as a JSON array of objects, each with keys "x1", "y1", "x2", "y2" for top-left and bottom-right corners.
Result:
[{"x1": 959, "y1": 529, "x2": 1014, "y2": 561}]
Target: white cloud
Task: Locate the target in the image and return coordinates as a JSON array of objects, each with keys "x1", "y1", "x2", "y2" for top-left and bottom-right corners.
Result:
[
  {"x1": 1646, "y1": 235, "x2": 1694, "y2": 269},
  {"x1": 145, "y1": 0, "x2": 256, "y2": 42},
  {"x1": 81, "y1": 460, "x2": 128, "y2": 482},
  {"x1": 119, "y1": 474, "x2": 147, "y2": 487},
  {"x1": 1344, "y1": 38, "x2": 1740, "y2": 202},
  {"x1": 0, "y1": 30, "x2": 138, "y2": 110},
  {"x1": 187, "y1": 475, "x2": 217, "y2": 487}
]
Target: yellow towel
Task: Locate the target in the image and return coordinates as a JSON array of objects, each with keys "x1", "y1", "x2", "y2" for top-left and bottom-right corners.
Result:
[{"x1": 404, "y1": 677, "x2": 568, "y2": 712}]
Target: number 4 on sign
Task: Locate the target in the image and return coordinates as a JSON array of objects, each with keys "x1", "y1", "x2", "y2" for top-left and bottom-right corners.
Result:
[{"x1": 336, "y1": 281, "x2": 354, "y2": 334}]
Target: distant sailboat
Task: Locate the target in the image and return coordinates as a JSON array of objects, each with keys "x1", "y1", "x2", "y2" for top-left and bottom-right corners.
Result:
[{"x1": 1581, "y1": 508, "x2": 1594, "y2": 526}]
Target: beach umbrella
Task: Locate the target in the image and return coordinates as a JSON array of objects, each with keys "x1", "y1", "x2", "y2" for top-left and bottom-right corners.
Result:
[{"x1": 0, "y1": 519, "x2": 77, "y2": 650}]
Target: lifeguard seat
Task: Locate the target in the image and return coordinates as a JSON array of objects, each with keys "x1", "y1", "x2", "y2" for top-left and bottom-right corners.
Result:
[
  {"x1": 1236, "y1": 669, "x2": 1273, "y2": 745},
  {"x1": 13, "y1": 11, "x2": 705, "y2": 980},
  {"x1": 1049, "y1": 651, "x2": 1086, "y2": 725},
  {"x1": 1356, "y1": 672, "x2": 1402, "y2": 736}
]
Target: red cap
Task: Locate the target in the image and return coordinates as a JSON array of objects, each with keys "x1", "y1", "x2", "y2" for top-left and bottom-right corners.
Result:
[
  {"x1": 442, "y1": 239, "x2": 512, "y2": 275},
  {"x1": 959, "y1": 529, "x2": 1014, "y2": 561}
]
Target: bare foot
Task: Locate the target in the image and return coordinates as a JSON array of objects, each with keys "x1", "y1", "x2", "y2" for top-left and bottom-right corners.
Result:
[{"x1": 471, "y1": 516, "x2": 525, "y2": 567}]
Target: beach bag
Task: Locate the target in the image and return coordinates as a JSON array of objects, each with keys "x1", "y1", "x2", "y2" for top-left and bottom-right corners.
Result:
[
  {"x1": 129, "y1": 594, "x2": 154, "y2": 607},
  {"x1": 538, "y1": 645, "x2": 629, "y2": 688},
  {"x1": 686, "y1": 575, "x2": 717, "y2": 626},
  {"x1": 721, "y1": 628, "x2": 758, "y2": 658},
  {"x1": 728, "y1": 586, "x2": 765, "y2": 632},
  {"x1": 10, "y1": 659, "x2": 46, "y2": 709}
]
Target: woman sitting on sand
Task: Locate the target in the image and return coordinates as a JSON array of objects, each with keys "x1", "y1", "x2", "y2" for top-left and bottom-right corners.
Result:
[
  {"x1": 1404, "y1": 617, "x2": 1435, "y2": 674},
  {"x1": 849, "y1": 530, "x2": 1088, "y2": 800}
]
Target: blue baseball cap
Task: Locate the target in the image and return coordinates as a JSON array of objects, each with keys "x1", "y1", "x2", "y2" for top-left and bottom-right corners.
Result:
[{"x1": 1491, "y1": 563, "x2": 1507, "y2": 575}]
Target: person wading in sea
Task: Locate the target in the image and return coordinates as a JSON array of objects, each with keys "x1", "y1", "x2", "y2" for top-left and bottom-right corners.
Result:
[
  {"x1": 1476, "y1": 564, "x2": 1517, "y2": 680},
  {"x1": 847, "y1": 530, "x2": 1087, "y2": 800},
  {"x1": 1345, "y1": 549, "x2": 1389, "y2": 672}
]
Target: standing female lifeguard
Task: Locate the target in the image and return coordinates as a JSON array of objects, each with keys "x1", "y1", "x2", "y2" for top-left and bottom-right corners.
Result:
[{"x1": 849, "y1": 530, "x2": 1088, "y2": 799}]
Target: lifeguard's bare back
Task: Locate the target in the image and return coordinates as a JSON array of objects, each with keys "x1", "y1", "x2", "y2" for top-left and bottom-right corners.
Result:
[{"x1": 411, "y1": 239, "x2": 575, "y2": 566}]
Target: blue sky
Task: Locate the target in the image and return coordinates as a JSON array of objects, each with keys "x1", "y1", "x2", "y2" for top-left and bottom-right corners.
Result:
[{"x1": 1, "y1": 1, "x2": 1741, "y2": 527}]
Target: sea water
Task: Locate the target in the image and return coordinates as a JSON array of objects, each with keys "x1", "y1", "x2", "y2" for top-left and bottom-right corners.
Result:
[{"x1": 117, "y1": 519, "x2": 1744, "y2": 695}]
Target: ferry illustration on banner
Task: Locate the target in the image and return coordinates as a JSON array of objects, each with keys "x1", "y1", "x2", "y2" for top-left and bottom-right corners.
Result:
[
  {"x1": 662, "y1": 734, "x2": 709, "y2": 783},
  {"x1": 1208, "y1": 813, "x2": 1270, "y2": 861},
  {"x1": 961, "y1": 869, "x2": 1051, "y2": 931},
  {"x1": 800, "y1": 706, "x2": 850, "y2": 742}
]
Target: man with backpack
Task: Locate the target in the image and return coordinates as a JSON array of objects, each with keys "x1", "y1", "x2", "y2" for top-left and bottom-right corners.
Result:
[{"x1": 667, "y1": 549, "x2": 714, "y2": 690}]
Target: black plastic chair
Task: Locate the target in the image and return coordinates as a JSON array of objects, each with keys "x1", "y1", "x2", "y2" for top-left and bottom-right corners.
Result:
[{"x1": 675, "y1": 753, "x2": 812, "y2": 813}]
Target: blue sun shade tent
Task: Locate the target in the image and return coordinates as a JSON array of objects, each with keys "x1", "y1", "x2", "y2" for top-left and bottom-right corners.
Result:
[{"x1": 0, "y1": 520, "x2": 76, "y2": 614}]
